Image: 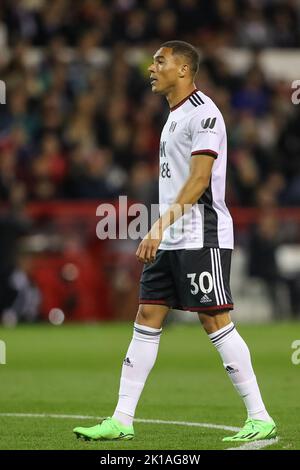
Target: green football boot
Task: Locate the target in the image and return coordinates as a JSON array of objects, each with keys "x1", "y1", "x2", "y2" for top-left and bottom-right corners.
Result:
[
  {"x1": 73, "y1": 417, "x2": 134, "y2": 441},
  {"x1": 222, "y1": 417, "x2": 277, "y2": 442}
]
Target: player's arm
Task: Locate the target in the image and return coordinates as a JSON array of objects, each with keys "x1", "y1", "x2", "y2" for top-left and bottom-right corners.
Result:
[
  {"x1": 136, "y1": 155, "x2": 214, "y2": 263},
  {"x1": 171, "y1": 153, "x2": 214, "y2": 206}
]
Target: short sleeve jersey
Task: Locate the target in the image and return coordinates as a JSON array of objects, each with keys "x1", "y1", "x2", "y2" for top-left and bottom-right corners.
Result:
[{"x1": 159, "y1": 89, "x2": 234, "y2": 250}]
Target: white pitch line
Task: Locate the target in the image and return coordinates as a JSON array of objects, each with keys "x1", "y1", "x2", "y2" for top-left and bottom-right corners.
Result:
[
  {"x1": 0, "y1": 413, "x2": 239, "y2": 432},
  {"x1": 0, "y1": 412, "x2": 100, "y2": 420},
  {"x1": 134, "y1": 418, "x2": 240, "y2": 432},
  {"x1": 0, "y1": 413, "x2": 277, "y2": 450},
  {"x1": 227, "y1": 438, "x2": 278, "y2": 450}
]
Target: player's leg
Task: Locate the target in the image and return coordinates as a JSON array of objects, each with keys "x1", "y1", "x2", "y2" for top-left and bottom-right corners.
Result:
[
  {"x1": 179, "y1": 247, "x2": 276, "y2": 442},
  {"x1": 112, "y1": 303, "x2": 169, "y2": 427},
  {"x1": 73, "y1": 250, "x2": 174, "y2": 441},
  {"x1": 73, "y1": 304, "x2": 169, "y2": 441},
  {"x1": 199, "y1": 309, "x2": 231, "y2": 333},
  {"x1": 135, "y1": 302, "x2": 169, "y2": 329},
  {"x1": 198, "y1": 310, "x2": 277, "y2": 442}
]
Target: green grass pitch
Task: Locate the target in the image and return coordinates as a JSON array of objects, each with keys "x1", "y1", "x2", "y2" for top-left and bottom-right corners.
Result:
[{"x1": 0, "y1": 321, "x2": 299, "y2": 450}]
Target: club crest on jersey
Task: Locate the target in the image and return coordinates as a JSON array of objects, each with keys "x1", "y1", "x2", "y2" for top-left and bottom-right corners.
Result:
[
  {"x1": 169, "y1": 121, "x2": 177, "y2": 133},
  {"x1": 201, "y1": 117, "x2": 216, "y2": 129}
]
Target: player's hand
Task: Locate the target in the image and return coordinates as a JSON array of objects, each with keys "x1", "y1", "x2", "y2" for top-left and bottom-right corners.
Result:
[{"x1": 136, "y1": 227, "x2": 162, "y2": 264}]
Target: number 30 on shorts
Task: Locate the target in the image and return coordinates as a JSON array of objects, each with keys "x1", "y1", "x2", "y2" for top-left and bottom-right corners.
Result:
[{"x1": 187, "y1": 272, "x2": 213, "y2": 295}]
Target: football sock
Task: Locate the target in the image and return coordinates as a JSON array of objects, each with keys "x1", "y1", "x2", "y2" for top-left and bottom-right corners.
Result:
[
  {"x1": 208, "y1": 322, "x2": 272, "y2": 422},
  {"x1": 113, "y1": 322, "x2": 162, "y2": 427}
]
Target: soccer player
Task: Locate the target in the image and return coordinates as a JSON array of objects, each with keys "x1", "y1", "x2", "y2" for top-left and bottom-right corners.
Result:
[{"x1": 73, "y1": 41, "x2": 277, "y2": 443}]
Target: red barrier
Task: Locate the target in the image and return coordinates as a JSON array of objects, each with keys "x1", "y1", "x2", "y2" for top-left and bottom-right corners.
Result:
[
  {"x1": 25, "y1": 201, "x2": 300, "y2": 227},
  {"x1": 31, "y1": 251, "x2": 112, "y2": 322}
]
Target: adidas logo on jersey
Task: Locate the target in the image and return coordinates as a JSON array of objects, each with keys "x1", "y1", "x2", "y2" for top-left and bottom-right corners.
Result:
[
  {"x1": 225, "y1": 365, "x2": 239, "y2": 374},
  {"x1": 123, "y1": 357, "x2": 133, "y2": 368},
  {"x1": 200, "y1": 294, "x2": 212, "y2": 303}
]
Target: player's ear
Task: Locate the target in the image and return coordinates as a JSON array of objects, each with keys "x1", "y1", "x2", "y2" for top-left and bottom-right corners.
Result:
[{"x1": 178, "y1": 64, "x2": 189, "y2": 78}]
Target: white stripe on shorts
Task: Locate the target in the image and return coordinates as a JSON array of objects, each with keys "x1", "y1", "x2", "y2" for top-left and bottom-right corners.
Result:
[
  {"x1": 210, "y1": 248, "x2": 221, "y2": 305},
  {"x1": 216, "y1": 248, "x2": 227, "y2": 304},
  {"x1": 213, "y1": 248, "x2": 225, "y2": 305}
]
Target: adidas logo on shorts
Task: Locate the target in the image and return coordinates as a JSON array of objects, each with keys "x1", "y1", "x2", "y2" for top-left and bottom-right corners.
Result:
[{"x1": 200, "y1": 294, "x2": 212, "y2": 303}]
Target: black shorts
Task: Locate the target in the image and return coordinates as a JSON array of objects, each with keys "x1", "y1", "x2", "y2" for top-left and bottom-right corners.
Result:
[{"x1": 139, "y1": 248, "x2": 234, "y2": 313}]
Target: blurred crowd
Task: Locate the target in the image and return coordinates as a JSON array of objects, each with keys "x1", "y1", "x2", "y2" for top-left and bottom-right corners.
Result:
[
  {"x1": 1, "y1": 0, "x2": 300, "y2": 323},
  {"x1": 0, "y1": 0, "x2": 300, "y2": 208},
  {"x1": 1, "y1": 0, "x2": 300, "y2": 48}
]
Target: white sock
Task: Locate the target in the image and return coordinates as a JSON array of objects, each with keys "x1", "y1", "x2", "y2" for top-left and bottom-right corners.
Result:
[
  {"x1": 208, "y1": 322, "x2": 272, "y2": 422},
  {"x1": 113, "y1": 322, "x2": 162, "y2": 427}
]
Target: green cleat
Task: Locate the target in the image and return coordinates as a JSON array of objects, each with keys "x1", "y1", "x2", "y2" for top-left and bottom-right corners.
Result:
[
  {"x1": 222, "y1": 418, "x2": 277, "y2": 442},
  {"x1": 73, "y1": 417, "x2": 134, "y2": 441}
]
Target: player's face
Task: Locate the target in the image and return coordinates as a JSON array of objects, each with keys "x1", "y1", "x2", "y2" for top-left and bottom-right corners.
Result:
[{"x1": 148, "y1": 47, "x2": 182, "y2": 94}]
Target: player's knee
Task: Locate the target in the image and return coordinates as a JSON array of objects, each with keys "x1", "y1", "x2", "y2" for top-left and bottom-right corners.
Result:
[
  {"x1": 135, "y1": 304, "x2": 167, "y2": 329},
  {"x1": 199, "y1": 311, "x2": 231, "y2": 334},
  {"x1": 198, "y1": 314, "x2": 216, "y2": 333},
  {"x1": 136, "y1": 305, "x2": 156, "y2": 324}
]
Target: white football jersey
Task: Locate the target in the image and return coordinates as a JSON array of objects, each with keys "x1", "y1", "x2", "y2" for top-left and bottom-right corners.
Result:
[{"x1": 159, "y1": 89, "x2": 234, "y2": 250}]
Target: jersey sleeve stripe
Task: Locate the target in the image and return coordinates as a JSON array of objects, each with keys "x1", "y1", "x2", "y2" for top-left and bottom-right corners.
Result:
[
  {"x1": 191, "y1": 149, "x2": 218, "y2": 158},
  {"x1": 189, "y1": 95, "x2": 200, "y2": 107},
  {"x1": 195, "y1": 92, "x2": 205, "y2": 104},
  {"x1": 193, "y1": 93, "x2": 205, "y2": 105}
]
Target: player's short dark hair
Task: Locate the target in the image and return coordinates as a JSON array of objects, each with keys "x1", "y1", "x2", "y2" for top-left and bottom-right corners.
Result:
[{"x1": 160, "y1": 40, "x2": 200, "y2": 78}]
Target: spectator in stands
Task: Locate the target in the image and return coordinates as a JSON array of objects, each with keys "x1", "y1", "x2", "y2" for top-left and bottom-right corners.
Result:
[
  {"x1": 0, "y1": 183, "x2": 40, "y2": 325},
  {"x1": 0, "y1": 0, "x2": 300, "y2": 322},
  {"x1": 248, "y1": 212, "x2": 300, "y2": 320},
  {"x1": 1, "y1": 3, "x2": 299, "y2": 206}
]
